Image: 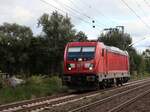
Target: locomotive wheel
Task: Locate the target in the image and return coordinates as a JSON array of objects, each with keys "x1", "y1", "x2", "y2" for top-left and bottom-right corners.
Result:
[
  {"x1": 99, "y1": 82, "x2": 105, "y2": 89},
  {"x1": 95, "y1": 82, "x2": 100, "y2": 90},
  {"x1": 101, "y1": 80, "x2": 109, "y2": 88},
  {"x1": 107, "y1": 79, "x2": 114, "y2": 88},
  {"x1": 116, "y1": 78, "x2": 123, "y2": 86},
  {"x1": 116, "y1": 78, "x2": 120, "y2": 86}
]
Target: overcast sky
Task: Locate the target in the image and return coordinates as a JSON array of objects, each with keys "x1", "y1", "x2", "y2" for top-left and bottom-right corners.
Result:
[{"x1": 0, "y1": 0, "x2": 150, "y2": 52}]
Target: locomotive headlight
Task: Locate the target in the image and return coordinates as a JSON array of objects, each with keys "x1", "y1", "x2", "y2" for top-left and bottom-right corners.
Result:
[
  {"x1": 89, "y1": 66, "x2": 93, "y2": 70},
  {"x1": 89, "y1": 64, "x2": 94, "y2": 70},
  {"x1": 67, "y1": 63, "x2": 75, "y2": 70},
  {"x1": 89, "y1": 67, "x2": 93, "y2": 70},
  {"x1": 68, "y1": 67, "x2": 71, "y2": 70},
  {"x1": 85, "y1": 63, "x2": 94, "y2": 70}
]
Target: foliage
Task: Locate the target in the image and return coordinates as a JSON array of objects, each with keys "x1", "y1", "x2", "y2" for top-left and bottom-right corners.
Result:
[
  {"x1": 98, "y1": 30, "x2": 132, "y2": 50},
  {"x1": 143, "y1": 49, "x2": 150, "y2": 73},
  {"x1": 38, "y1": 11, "x2": 77, "y2": 74},
  {"x1": 131, "y1": 71, "x2": 150, "y2": 80},
  {"x1": 0, "y1": 11, "x2": 88, "y2": 75},
  {"x1": 0, "y1": 76, "x2": 65, "y2": 104},
  {"x1": 75, "y1": 31, "x2": 88, "y2": 42},
  {"x1": 0, "y1": 23, "x2": 33, "y2": 75}
]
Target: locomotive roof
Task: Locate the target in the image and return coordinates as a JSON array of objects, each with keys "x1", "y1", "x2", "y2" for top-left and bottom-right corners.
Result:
[
  {"x1": 67, "y1": 42, "x2": 128, "y2": 56},
  {"x1": 105, "y1": 45, "x2": 128, "y2": 56},
  {"x1": 68, "y1": 42, "x2": 97, "y2": 46}
]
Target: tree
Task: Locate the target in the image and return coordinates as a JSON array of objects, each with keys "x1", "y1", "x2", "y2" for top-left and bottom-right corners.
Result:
[
  {"x1": 38, "y1": 11, "x2": 76, "y2": 74},
  {"x1": 0, "y1": 12, "x2": 88, "y2": 76},
  {"x1": 0, "y1": 23, "x2": 33, "y2": 75},
  {"x1": 75, "y1": 31, "x2": 88, "y2": 42},
  {"x1": 27, "y1": 36, "x2": 50, "y2": 75},
  {"x1": 98, "y1": 30, "x2": 132, "y2": 50},
  {"x1": 143, "y1": 49, "x2": 150, "y2": 73}
]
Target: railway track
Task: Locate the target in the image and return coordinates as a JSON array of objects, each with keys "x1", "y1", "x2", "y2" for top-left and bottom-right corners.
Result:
[
  {"x1": 108, "y1": 89, "x2": 150, "y2": 112},
  {"x1": 68, "y1": 79, "x2": 150, "y2": 112},
  {"x1": 0, "y1": 78, "x2": 150, "y2": 112}
]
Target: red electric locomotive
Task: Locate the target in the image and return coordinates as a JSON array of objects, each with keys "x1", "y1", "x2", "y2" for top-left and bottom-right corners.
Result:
[{"x1": 63, "y1": 42, "x2": 130, "y2": 90}]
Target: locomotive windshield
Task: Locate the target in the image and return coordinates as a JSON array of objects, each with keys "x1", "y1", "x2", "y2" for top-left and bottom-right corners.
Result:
[{"x1": 67, "y1": 46, "x2": 95, "y2": 61}]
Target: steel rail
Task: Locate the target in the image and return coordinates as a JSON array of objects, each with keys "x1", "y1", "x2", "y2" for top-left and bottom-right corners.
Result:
[
  {"x1": 68, "y1": 81, "x2": 150, "y2": 112},
  {"x1": 0, "y1": 94, "x2": 74, "y2": 111},
  {"x1": 108, "y1": 89, "x2": 150, "y2": 112}
]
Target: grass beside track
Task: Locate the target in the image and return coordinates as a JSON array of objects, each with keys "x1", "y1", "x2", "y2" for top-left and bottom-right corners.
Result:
[
  {"x1": 0, "y1": 76, "x2": 67, "y2": 105},
  {"x1": 0, "y1": 72, "x2": 150, "y2": 105},
  {"x1": 131, "y1": 72, "x2": 150, "y2": 81}
]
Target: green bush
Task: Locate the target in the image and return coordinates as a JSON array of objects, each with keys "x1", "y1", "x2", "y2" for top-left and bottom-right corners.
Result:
[
  {"x1": 130, "y1": 71, "x2": 150, "y2": 80},
  {"x1": 0, "y1": 76, "x2": 67, "y2": 104}
]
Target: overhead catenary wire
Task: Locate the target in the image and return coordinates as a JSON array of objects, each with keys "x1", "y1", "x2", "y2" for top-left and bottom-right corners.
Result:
[
  {"x1": 90, "y1": 0, "x2": 118, "y2": 25},
  {"x1": 121, "y1": 0, "x2": 150, "y2": 46},
  {"x1": 75, "y1": 0, "x2": 118, "y2": 25},
  {"x1": 68, "y1": 0, "x2": 83, "y2": 11},
  {"x1": 76, "y1": 0, "x2": 150, "y2": 47},
  {"x1": 40, "y1": 0, "x2": 89, "y2": 24},
  {"x1": 39, "y1": 0, "x2": 102, "y2": 31},
  {"x1": 129, "y1": 37, "x2": 147, "y2": 47},
  {"x1": 40, "y1": 0, "x2": 67, "y2": 14},
  {"x1": 120, "y1": 0, "x2": 150, "y2": 47},
  {"x1": 53, "y1": 0, "x2": 91, "y2": 19},
  {"x1": 51, "y1": 0, "x2": 107, "y2": 27},
  {"x1": 134, "y1": 0, "x2": 149, "y2": 18},
  {"x1": 40, "y1": 0, "x2": 150, "y2": 48},
  {"x1": 120, "y1": 0, "x2": 150, "y2": 30}
]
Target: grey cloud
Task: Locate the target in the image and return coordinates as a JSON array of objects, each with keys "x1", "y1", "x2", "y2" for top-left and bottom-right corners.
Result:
[{"x1": 0, "y1": 0, "x2": 150, "y2": 51}]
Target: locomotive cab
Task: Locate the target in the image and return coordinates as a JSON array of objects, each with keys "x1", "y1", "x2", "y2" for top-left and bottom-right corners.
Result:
[
  {"x1": 63, "y1": 42, "x2": 99, "y2": 90},
  {"x1": 67, "y1": 46, "x2": 95, "y2": 71}
]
